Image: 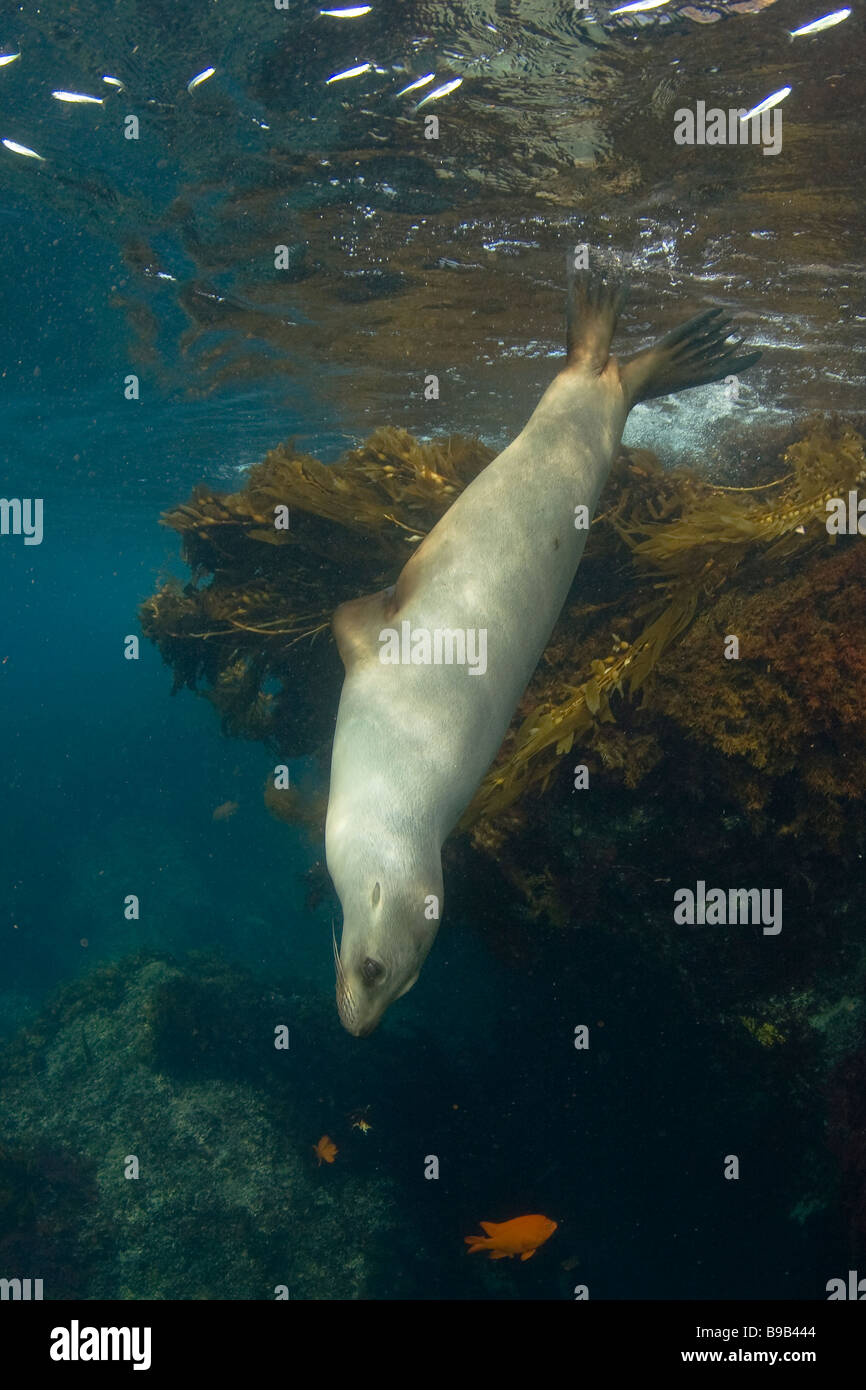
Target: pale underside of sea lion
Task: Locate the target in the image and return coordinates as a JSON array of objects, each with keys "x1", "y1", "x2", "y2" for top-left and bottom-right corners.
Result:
[{"x1": 325, "y1": 269, "x2": 760, "y2": 1035}]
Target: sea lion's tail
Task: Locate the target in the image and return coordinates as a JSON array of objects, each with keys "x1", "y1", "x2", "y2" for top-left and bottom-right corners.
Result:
[{"x1": 621, "y1": 306, "x2": 762, "y2": 406}]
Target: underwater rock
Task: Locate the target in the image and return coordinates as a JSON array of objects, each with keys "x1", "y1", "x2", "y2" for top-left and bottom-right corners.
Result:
[
  {"x1": 0, "y1": 953, "x2": 407, "y2": 1299},
  {"x1": 0, "y1": 1140, "x2": 97, "y2": 1300}
]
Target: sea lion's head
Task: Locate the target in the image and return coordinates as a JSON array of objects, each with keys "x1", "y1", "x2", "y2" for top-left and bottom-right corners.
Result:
[{"x1": 332, "y1": 868, "x2": 441, "y2": 1037}]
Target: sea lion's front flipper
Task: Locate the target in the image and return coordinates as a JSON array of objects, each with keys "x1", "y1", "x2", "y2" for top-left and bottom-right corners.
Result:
[
  {"x1": 621, "y1": 307, "x2": 762, "y2": 404},
  {"x1": 333, "y1": 589, "x2": 394, "y2": 672}
]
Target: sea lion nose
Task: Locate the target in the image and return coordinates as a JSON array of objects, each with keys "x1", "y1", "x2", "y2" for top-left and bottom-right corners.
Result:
[{"x1": 342, "y1": 1011, "x2": 379, "y2": 1038}]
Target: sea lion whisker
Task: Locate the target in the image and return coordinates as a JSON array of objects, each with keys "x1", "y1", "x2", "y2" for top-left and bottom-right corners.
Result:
[
  {"x1": 332, "y1": 920, "x2": 345, "y2": 983},
  {"x1": 332, "y1": 919, "x2": 356, "y2": 1021}
]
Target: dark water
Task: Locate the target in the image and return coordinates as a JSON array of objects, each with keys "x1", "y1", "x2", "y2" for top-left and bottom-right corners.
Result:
[{"x1": 0, "y1": 0, "x2": 862, "y2": 1300}]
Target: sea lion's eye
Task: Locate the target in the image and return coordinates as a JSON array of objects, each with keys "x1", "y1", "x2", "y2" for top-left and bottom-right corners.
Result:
[
  {"x1": 371, "y1": 882, "x2": 381, "y2": 907},
  {"x1": 362, "y1": 956, "x2": 385, "y2": 985}
]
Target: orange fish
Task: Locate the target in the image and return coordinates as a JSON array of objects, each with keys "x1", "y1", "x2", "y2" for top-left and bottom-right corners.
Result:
[
  {"x1": 212, "y1": 800, "x2": 239, "y2": 821},
  {"x1": 464, "y1": 1214, "x2": 557, "y2": 1261},
  {"x1": 313, "y1": 1135, "x2": 338, "y2": 1166}
]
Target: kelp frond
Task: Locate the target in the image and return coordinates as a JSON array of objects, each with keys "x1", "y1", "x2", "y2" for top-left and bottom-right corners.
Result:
[
  {"x1": 463, "y1": 584, "x2": 699, "y2": 824},
  {"x1": 464, "y1": 416, "x2": 866, "y2": 827},
  {"x1": 162, "y1": 426, "x2": 494, "y2": 563},
  {"x1": 141, "y1": 427, "x2": 493, "y2": 757},
  {"x1": 616, "y1": 417, "x2": 866, "y2": 574}
]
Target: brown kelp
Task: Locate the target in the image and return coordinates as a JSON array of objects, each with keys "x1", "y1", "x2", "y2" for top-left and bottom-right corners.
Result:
[
  {"x1": 140, "y1": 427, "x2": 492, "y2": 754},
  {"x1": 142, "y1": 416, "x2": 866, "y2": 849},
  {"x1": 465, "y1": 416, "x2": 866, "y2": 843}
]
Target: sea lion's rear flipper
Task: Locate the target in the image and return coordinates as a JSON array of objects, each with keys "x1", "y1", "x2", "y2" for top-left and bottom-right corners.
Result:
[
  {"x1": 565, "y1": 267, "x2": 630, "y2": 374},
  {"x1": 621, "y1": 307, "x2": 762, "y2": 405},
  {"x1": 333, "y1": 589, "x2": 395, "y2": 672}
]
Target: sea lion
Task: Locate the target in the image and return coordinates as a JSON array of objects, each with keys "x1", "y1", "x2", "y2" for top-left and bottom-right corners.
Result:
[{"x1": 325, "y1": 268, "x2": 760, "y2": 1035}]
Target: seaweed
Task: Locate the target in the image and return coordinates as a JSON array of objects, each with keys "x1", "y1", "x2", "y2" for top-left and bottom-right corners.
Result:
[
  {"x1": 141, "y1": 427, "x2": 492, "y2": 756},
  {"x1": 142, "y1": 415, "x2": 866, "y2": 850},
  {"x1": 465, "y1": 416, "x2": 866, "y2": 841}
]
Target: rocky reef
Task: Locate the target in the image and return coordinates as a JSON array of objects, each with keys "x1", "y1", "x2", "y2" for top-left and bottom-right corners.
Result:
[{"x1": 0, "y1": 953, "x2": 416, "y2": 1299}]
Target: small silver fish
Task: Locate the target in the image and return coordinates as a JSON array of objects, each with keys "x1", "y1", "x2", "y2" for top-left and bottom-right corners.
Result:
[
  {"x1": 187, "y1": 67, "x2": 216, "y2": 92},
  {"x1": 790, "y1": 8, "x2": 850, "y2": 37},
  {"x1": 2, "y1": 138, "x2": 44, "y2": 159},
  {"x1": 325, "y1": 62, "x2": 372, "y2": 84},
  {"x1": 416, "y1": 78, "x2": 463, "y2": 110},
  {"x1": 51, "y1": 90, "x2": 104, "y2": 104}
]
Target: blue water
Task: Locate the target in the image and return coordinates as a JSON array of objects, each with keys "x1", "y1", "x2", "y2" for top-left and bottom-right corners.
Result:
[{"x1": 0, "y1": 0, "x2": 860, "y2": 1301}]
